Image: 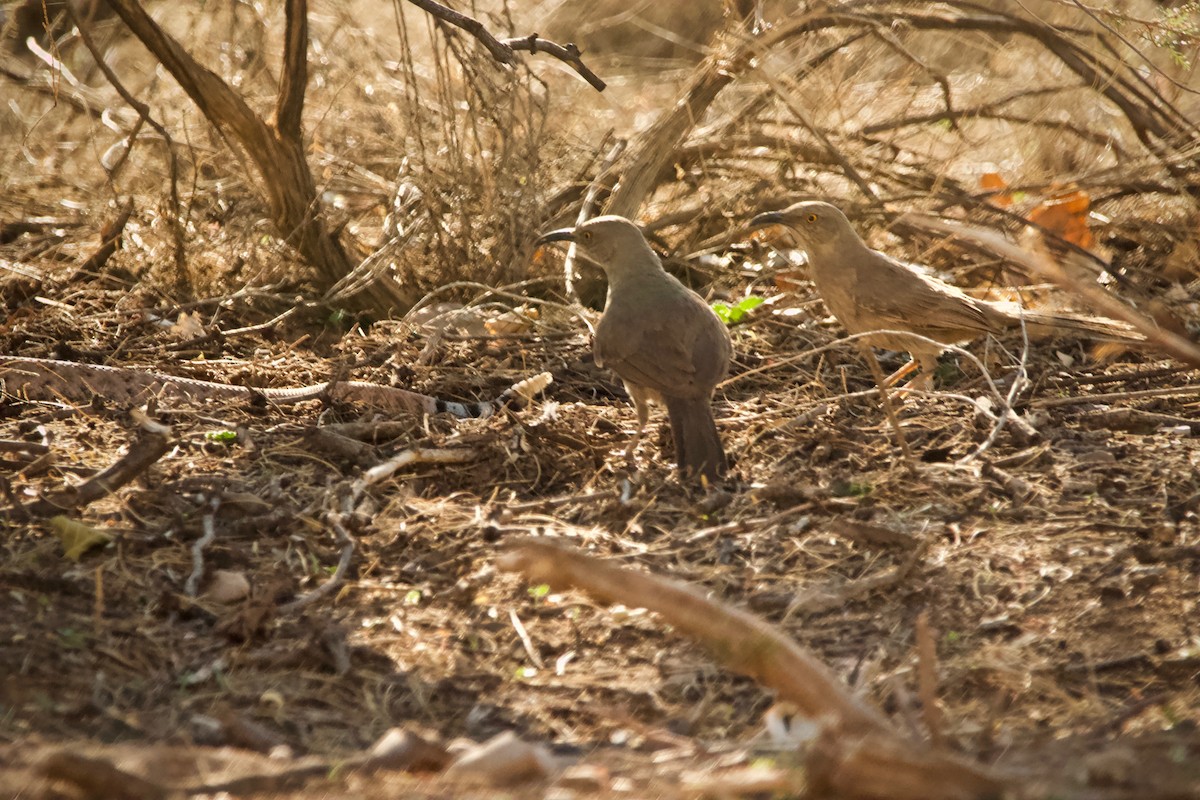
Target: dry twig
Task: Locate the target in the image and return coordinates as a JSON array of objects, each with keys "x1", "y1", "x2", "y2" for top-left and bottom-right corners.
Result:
[
  {"x1": 19, "y1": 413, "x2": 173, "y2": 518},
  {"x1": 403, "y1": 0, "x2": 606, "y2": 91}
]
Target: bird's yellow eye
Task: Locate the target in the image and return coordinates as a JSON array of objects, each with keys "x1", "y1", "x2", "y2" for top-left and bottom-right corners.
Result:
[
  {"x1": 806, "y1": 214, "x2": 818, "y2": 223},
  {"x1": 582, "y1": 231, "x2": 592, "y2": 240}
]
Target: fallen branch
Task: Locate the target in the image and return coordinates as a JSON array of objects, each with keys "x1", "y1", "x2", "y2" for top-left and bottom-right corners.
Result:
[
  {"x1": 497, "y1": 538, "x2": 1006, "y2": 799},
  {"x1": 280, "y1": 515, "x2": 355, "y2": 613},
  {"x1": 185, "y1": 499, "x2": 219, "y2": 597},
  {"x1": 361, "y1": 447, "x2": 480, "y2": 485},
  {"x1": 498, "y1": 537, "x2": 889, "y2": 733},
  {"x1": 1032, "y1": 383, "x2": 1200, "y2": 409},
  {"x1": 20, "y1": 412, "x2": 173, "y2": 518}
]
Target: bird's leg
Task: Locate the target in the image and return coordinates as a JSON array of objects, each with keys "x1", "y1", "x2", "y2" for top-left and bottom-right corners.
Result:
[
  {"x1": 882, "y1": 357, "x2": 920, "y2": 388},
  {"x1": 625, "y1": 383, "x2": 653, "y2": 461},
  {"x1": 899, "y1": 351, "x2": 942, "y2": 393}
]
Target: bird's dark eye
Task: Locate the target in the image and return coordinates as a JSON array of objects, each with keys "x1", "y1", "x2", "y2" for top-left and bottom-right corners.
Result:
[
  {"x1": 582, "y1": 231, "x2": 593, "y2": 240},
  {"x1": 806, "y1": 214, "x2": 818, "y2": 223}
]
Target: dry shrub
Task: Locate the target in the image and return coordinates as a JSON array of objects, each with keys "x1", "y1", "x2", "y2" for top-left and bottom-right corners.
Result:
[
  {"x1": 0, "y1": 0, "x2": 596, "y2": 303},
  {"x1": 2, "y1": 0, "x2": 1199, "y2": 305},
  {"x1": 375, "y1": 0, "x2": 567, "y2": 293},
  {"x1": 592, "y1": 0, "x2": 1200, "y2": 288}
]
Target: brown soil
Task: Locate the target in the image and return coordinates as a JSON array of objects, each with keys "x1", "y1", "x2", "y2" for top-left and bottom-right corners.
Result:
[{"x1": 2, "y1": 233, "x2": 1199, "y2": 797}]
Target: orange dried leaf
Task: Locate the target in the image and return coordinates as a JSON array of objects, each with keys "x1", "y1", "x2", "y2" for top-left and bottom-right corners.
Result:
[
  {"x1": 748, "y1": 225, "x2": 785, "y2": 243},
  {"x1": 1028, "y1": 190, "x2": 1094, "y2": 249},
  {"x1": 980, "y1": 172, "x2": 1013, "y2": 207}
]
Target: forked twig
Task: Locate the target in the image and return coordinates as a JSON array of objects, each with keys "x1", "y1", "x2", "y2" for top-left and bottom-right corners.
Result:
[
  {"x1": 403, "y1": 0, "x2": 606, "y2": 91},
  {"x1": 20, "y1": 413, "x2": 173, "y2": 518},
  {"x1": 280, "y1": 515, "x2": 356, "y2": 613}
]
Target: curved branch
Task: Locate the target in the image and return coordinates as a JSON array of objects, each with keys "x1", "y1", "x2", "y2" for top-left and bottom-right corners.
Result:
[
  {"x1": 404, "y1": 0, "x2": 606, "y2": 91},
  {"x1": 501, "y1": 34, "x2": 606, "y2": 92},
  {"x1": 100, "y1": 0, "x2": 354, "y2": 289}
]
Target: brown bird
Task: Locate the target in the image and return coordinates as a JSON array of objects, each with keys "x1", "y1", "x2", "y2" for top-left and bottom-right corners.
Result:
[
  {"x1": 538, "y1": 216, "x2": 732, "y2": 482},
  {"x1": 750, "y1": 201, "x2": 1142, "y2": 388}
]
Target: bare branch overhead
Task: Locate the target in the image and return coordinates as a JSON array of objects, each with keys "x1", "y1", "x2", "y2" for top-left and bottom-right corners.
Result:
[{"x1": 404, "y1": 0, "x2": 607, "y2": 91}]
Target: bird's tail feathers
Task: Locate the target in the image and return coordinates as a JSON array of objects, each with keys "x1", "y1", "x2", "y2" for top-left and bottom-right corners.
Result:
[
  {"x1": 1014, "y1": 309, "x2": 1145, "y2": 342},
  {"x1": 665, "y1": 397, "x2": 726, "y2": 483}
]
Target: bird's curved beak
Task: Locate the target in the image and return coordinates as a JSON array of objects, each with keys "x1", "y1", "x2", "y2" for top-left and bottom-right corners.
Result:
[
  {"x1": 535, "y1": 228, "x2": 576, "y2": 246},
  {"x1": 749, "y1": 211, "x2": 785, "y2": 228}
]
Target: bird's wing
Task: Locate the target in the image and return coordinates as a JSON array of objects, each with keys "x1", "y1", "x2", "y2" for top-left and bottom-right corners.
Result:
[
  {"x1": 595, "y1": 289, "x2": 716, "y2": 398},
  {"x1": 851, "y1": 251, "x2": 996, "y2": 335}
]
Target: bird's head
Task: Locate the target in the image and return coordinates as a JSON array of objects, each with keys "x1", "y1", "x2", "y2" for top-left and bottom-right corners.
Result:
[
  {"x1": 749, "y1": 201, "x2": 859, "y2": 257},
  {"x1": 536, "y1": 215, "x2": 656, "y2": 272}
]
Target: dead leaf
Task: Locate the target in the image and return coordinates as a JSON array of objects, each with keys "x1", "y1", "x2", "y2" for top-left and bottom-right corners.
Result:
[
  {"x1": 205, "y1": 570, "x2": 251, "y2": 604},
  {"x1": 774, "y1": 269, "x2": 806, "y2": 292},
  {"x1": 484, "y1": 305, "x2": 539, "y2": 336},
  {"x1": 979, "y1": 171, "x2": 1013, "y2": 207},
  {"x1": 1028, "y1": 190, "x2": 1094, "y2": 249},
  {"x1": 50, "y1": 516, "x2": 112, "y2": 560},
  {"x1": 169, "y1": 310, "x2": 206, "y2": 341}
]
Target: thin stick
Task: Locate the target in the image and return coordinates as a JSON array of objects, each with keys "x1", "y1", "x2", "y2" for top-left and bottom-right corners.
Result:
[
  {"x1": 509, "y1": 609, "x2": 544, "y2": 669},
  {"x1": 185, "y1": 499, "x2": 219, "y2": 598},
  {"x1": 958, "y1": 316, "x2": 1030, "y2": 465},
  {"x1": 721, "y1": 329, "x2": 1008, "y2": 407},
  {"x1": 562, "y1": 136, "x2": 626, "y2": 302},
  {"x1": 1033, "y1": 384, "x2": 1200, "y2": 408},
  {"x1": 914, "y1": 610, "x2": 943, "y2": 747},
  {"x1": 281, "y1": 516, "x2": 356, "y2": 613}
]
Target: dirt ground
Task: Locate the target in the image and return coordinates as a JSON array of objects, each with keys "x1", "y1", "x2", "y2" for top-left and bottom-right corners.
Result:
[
  {"x1": 2, "y1": 219, "x2": 1199, "y2": 797},
  {"x1": 3, "y1": 1, "x2": 1200, "y2": 798}
]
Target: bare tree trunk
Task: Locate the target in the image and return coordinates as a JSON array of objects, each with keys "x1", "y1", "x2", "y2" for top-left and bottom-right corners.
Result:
[{"x1": 101, "y1": 0, "x2": 355, "y2": 292}]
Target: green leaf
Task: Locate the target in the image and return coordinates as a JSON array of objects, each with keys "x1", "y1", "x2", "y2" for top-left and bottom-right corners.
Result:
[
  {"x1": 528, "y1": 583, "x2": 550, "y2": 599},
  {"x1": 204, "y1": 430, "x2": 239, "y2": 444},
  {"x1": 711, "y1": 295, "x2": 765, "y2": 326}
]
